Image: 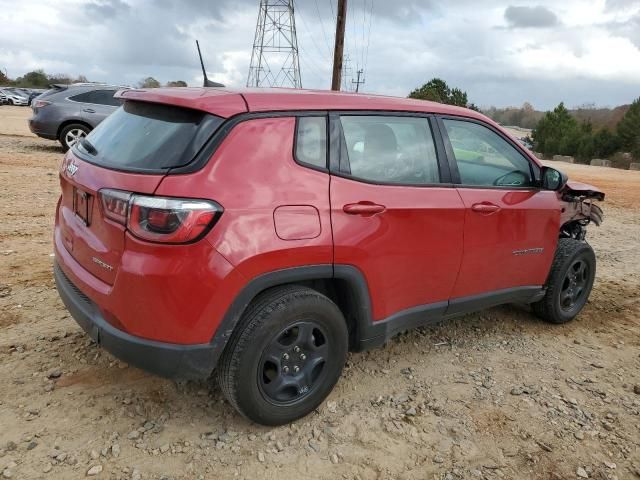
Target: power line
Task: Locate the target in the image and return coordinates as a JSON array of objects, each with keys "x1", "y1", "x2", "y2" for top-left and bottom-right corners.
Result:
[
  {"x1": 362, "y1": 0, "x2": 373, "y2": 80},
  {"x1": 313, "y1": 0, "x2": 334, "y2": 58},
  {"x1": 296, "y1": 5, "x2": 333, "y2": 63},
  {"x1": 360, "y1": 0, "x2": 367, "y2": 71},
  {"x1": 347, "y1": 0, "x2": 358, "y2": 71}
]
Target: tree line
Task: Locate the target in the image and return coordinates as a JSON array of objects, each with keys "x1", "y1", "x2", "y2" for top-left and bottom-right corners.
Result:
[
  {"x1": 0, "y1": 69, "x2": 187, "y2": 89},
  {"x1": 408, "y1": 78, "x2": 639, "y2": 166},
  {"x1": 532, "y1": 100, "x2": 640, "y2": 165}
]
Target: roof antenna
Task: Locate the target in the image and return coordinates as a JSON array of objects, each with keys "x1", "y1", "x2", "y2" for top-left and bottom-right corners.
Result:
[{"x1": 196, "y1": 40, "x2": 225, "y2": 87}]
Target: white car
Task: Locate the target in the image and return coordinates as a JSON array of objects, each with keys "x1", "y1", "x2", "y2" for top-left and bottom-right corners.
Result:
[{"x1": 0, "y1": 89, "x2": 29, "y2": 106}]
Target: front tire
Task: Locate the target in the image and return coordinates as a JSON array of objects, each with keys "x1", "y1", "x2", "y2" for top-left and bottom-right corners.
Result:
[
  {"x1": 59, "y1": 123, "x2": 90, "y2": 152},
  {"x1": 217, "y1": 286, "x2": 348, "y2": 426},
  {"x1": 533, "y1": 238, "x2": 596, "y2": 324}
]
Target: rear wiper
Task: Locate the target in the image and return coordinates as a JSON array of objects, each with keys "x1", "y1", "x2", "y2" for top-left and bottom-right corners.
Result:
[{"x1": 80, "y1": 138, "x2": 98, "y2": 156}]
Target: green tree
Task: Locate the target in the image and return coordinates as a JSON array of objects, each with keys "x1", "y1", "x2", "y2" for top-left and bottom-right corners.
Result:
[
  {"x1": 0, "y1": 68, "x2": 11, "y2": 85},
  {"x1": 138, "y1": 77, "x2": 161, "y2": 88},
  {"x1": 166, "y1": 80, "x2": 187, "y2": 87},
  {"x1": 47, "y1": 73, "x2": 74, "y2": 85},
  {"x1": 13, "y1": 70, "x2": 49, "y2": 88},
  {"x1": 408, "y1": 78, "x2": 470, "y2": 108},
  {"x1": 617, "y1": 97, "x2": 640, "y2": 159},
  {"x1": 592, "y1": 128, "x2": 620, "y2": 158},
  {"x1": 532, "y1": 102, "x2": 579, "y2": 156},
  {"x1": 449, "y1": 87, "x2": 468, "y2": 107}
]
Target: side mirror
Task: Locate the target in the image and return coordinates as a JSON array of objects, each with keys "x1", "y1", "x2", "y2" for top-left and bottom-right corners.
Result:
[{"x1": 541, "y1": 166, "x2": 568, "y2": 191}]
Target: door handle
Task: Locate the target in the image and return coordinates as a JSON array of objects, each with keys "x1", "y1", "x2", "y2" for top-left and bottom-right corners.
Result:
[
  {"x1": 343, "y1": 202, "x2": 386, "y2": 216},
  {"x1": 471, "y1": 202, "x2": 501, "y2": 214},
  {"x1": 82, "y1": 108, "x2": 95, "y2": 113}
]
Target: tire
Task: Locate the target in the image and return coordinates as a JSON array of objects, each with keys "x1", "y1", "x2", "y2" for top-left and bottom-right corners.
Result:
[
  {"x1": 217, "y1": 285, "x2": 348, "y2": 425},
  {"x1": 533, "y1": 238, "x2": 596, "y2": 324},
  {"x1": 59, "y1": 123, "x2": 90, "y2": 152}
]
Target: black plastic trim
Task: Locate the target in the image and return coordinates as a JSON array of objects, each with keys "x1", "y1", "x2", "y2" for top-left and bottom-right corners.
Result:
[
  {"x1": 54, "y1": 262, "x2": 218, "y2": 379},
  {"x1": 328, "y1": 112, "x2": 342, "y2": 172},
  {"x1": 355, "y1": 285, "x2": 545, "y2": 350},
  {"x1": 169, "y1": 110, "x2": 331, "y2": 175},
  {"x1": 210, "y1": 264, "x2": 545, "y2": 355},
  {"x1": 210, "y1": 265, "x2": 335, "y2": 351},
  {"x1": 445, "y1": 286, "x2": 545, "y2": 317},
  {"x1": 429, "y1": 116, "x2": 452, "y2": 184},
  {"x1": 57, "y1": 256, "x2": 546, "y2": 378}
]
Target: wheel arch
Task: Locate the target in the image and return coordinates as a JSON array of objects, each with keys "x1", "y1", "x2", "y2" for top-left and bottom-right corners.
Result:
[
  {"x1": 211, "y1": 265, "x2": 375, "y2": 355},
  {"x1": 57, "y1": 119, "x2": 92, "y2": 140}
]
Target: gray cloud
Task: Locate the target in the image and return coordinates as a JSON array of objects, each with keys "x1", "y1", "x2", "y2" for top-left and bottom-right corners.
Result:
[
  {"x1": 504, "y1": 5, "x2": 560, "y2": 28},
  {"x1": 605, "y1": 0, "x2": 640, "y2": 10},
  {"x1": 607, "y1": 13, "x2": 640, "y2": 48},
  {"x1": 84, "y1": 0, "x2": 131, "y2": 19},
  {"x1": 1, "y1": 0, "x2": 639, "y2": 110}
]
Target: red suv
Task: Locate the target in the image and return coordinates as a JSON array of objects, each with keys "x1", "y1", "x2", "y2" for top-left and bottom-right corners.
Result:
[{"x1": 54, "y1": 88, "x2": 604, "y2": 425}]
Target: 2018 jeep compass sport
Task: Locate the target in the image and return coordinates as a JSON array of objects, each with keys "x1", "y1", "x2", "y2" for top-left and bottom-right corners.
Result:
[{"x1": 54, "y1": 87, "x2": 604, "y2": 425}]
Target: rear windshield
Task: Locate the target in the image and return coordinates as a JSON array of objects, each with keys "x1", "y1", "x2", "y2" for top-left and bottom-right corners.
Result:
[{"x1": 74, "y1": 101, "x2": 223, "y2": 172}]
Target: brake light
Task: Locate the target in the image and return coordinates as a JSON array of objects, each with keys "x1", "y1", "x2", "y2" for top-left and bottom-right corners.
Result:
[
  {"x1": 100, "y1": 189, "x2": 131, "y2": 224},
  {"x1": 32, "y1": 100, "x2": 50, "y2": 108},
  {"x1": 98, "y1": 189, "x2": 222, "y2": 244}
]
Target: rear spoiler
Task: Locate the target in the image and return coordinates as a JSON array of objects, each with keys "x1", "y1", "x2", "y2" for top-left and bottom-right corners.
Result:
[{"x1": 49, "y1": 84, "x2": 69, "y2": 90}]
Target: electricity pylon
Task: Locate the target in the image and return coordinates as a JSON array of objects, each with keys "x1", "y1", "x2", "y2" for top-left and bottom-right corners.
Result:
[{"x1": 247, "y1": 0, "x2": 302, "y2": 88}]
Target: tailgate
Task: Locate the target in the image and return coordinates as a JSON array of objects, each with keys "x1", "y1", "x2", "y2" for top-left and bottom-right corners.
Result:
[
  {"x1": 58, "y1": 152, "x2": 165, "y2": 284},
  {"x1": 56, "y1": 99, "x2": 226, "y2": 284}
]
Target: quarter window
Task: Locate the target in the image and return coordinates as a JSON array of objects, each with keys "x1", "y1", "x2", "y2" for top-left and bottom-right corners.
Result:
[
  {"x1": 442, "y1": 119, "x2": 534, "y2": 187},
  {"x1": 295, "y1": 117, "x2": 327, "y2": 169},
  {"x1": 339, "y1": 115, "x2": 440, "y2": 184}
]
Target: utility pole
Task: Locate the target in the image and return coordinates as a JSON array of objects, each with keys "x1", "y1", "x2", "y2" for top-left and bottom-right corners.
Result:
[
  {"x1": 247, "y1": 0, "x2": 302, "y2": 88},
  {"x1": 352, "y1": 68, "x2": 364, "y2": 93},
  {"x1": 331, "y1": 0, "x2": 347, "y2": 91}
]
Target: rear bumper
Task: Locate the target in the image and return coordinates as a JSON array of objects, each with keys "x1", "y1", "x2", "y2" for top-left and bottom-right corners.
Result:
[
  {"x1": 28, "y1": 118, "x2": 58, "y2": 140},
  {"x1": 54, "y1": 262, "x2": 220, "y2": 379}
]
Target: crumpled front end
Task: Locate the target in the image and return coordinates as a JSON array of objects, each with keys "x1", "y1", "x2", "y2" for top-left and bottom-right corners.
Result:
[{"x1": 559, "y1": 180, "x2": 605, "y2": 239}]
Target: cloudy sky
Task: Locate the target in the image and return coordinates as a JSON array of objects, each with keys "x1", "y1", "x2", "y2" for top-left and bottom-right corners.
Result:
[{"x1": 0, "y1": 0, "x2": 639, "y2": 109}]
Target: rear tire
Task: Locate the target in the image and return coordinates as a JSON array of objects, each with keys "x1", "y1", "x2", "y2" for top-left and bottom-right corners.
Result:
[
  {"x1": 217, "y1": 285, "x2": 348, "y2": 426},
  {"x1": 533, "y1": 238, "x2": 596, "y2": 324},
  {"x1": 59, "y1": 123, "x2": 90, "y2": 152}
]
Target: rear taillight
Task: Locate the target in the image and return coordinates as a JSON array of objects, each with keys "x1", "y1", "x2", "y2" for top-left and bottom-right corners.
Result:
[
  {"x1": 32, "y1": 100, "x2": 50, "y2": 109},
  {"x1": 99, "y1": 189, "x2": 222, "y2": 244},
  {"x1": 100, "y1": 189, "x2": 131, "y2": 225}
]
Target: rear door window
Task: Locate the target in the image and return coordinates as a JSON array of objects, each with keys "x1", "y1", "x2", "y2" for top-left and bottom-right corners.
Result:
[
  {"x1": 70, "y1": 89, "x2": 121, "y2": 106},
  {"x1": 74, "y1": 101, "x2": 223, "y2": 172},
  {"x1": 91, "y1": 90, "x2": 122, "y2": 106},
  {"x1": 339, "y1": 115, "x2": 440, "y2": 184}
]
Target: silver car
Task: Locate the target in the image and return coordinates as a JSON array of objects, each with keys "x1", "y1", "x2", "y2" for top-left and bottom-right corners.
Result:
[
  {"x1": 29, "y1": 83, "x2": 128, "y2": 151},
  {"x1": 0, "y1": 88, "x2": 29, "y2": 106}
]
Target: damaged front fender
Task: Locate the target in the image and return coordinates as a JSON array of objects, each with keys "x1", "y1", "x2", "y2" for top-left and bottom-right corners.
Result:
[{"x1": 559, "y1": 180, "x2": 605, "y2": 235}]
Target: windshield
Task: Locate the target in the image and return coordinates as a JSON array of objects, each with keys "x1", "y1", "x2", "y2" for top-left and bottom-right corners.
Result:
[{"x1": 74, "y1": 101, "x2": 223, "y2": 172}]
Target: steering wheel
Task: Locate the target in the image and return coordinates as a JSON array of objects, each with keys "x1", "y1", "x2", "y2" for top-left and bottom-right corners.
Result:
[{"x1": 493, "y1": 170, "x2": 529, "y2": 187}]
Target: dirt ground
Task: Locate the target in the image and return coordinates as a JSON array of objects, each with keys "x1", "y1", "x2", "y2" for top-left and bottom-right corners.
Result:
[{"x1": 0, "y1": 107, "x2": 639, "y2": 480}]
